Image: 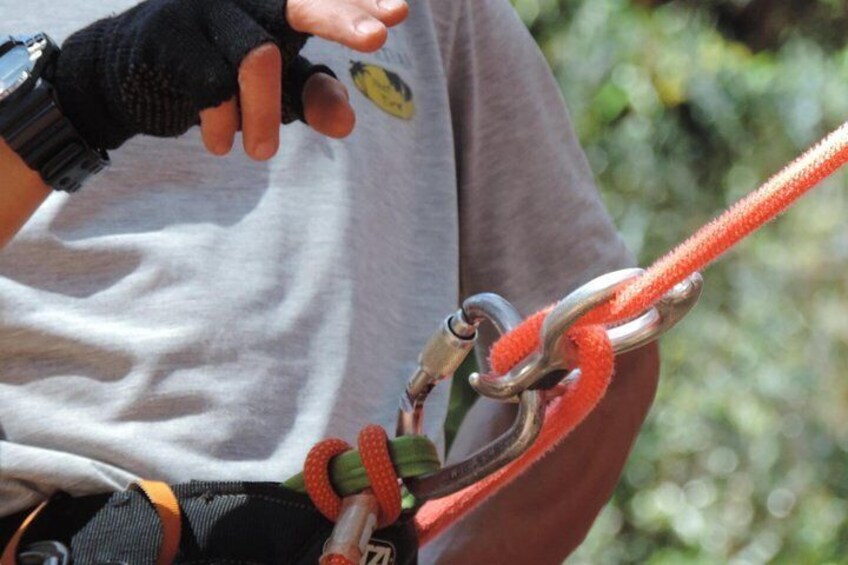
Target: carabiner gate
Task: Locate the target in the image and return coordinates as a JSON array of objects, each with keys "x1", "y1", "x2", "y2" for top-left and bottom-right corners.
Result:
[{"x1": 397, "y1": 294, "x2": 545, "y2": 502}]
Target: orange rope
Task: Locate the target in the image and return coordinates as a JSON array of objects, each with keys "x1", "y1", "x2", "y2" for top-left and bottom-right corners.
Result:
[
  {"x1": 415, "y1": 326, "x2": 614, "y2": 544},
  {"x1": 357, "y1": 426, "x2": 402, "y2": 529},
  {"x1": 304, "y1": 438, "x2": 352, "y2": 522},
  {"x1": 305, "y1": 425, "x2": 402, "y2": 565},
  {"x1": 417, "y1": 121, "x2": 848, "y2": 546},
  {"x1": 304, "y1": 426, "x2": 401, "y2": 526},
  {"x1": 134, "y1": 480, "x2": 181, "y2": 565},
  {"x1": 490, "y1": 121, "x2": 848, "y2": 375}
]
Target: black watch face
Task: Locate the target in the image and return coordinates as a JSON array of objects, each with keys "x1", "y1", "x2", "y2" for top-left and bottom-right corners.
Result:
[{"x1": 0, "y1": 44, "x2": 34, "y2": 102}]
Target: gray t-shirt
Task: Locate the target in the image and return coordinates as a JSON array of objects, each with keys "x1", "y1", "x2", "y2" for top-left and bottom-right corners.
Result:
[{"x1": 0, "y1": 0, "x2": 632, "y2": 516}]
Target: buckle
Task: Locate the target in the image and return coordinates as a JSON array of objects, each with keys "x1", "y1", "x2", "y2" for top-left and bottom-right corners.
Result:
[{"x1": 18, "y1": 542, "x2": 70, "y2": 565}]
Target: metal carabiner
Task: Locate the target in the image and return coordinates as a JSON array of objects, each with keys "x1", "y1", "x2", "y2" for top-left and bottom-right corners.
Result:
[
  {"x1": 397, "y1": 294, "x2": 545, "y2": 502},
  {"x1": 469, "y1": 268, "x2": 704, "y2": 401},
  {"x1": 322, "y1": 493, "x2": 380, "y2": 564}
]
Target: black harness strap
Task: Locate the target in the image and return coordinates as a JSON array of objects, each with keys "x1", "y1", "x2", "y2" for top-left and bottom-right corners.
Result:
[{"x1": 0, "y1": 482, "x2": 418, "y2": 564}]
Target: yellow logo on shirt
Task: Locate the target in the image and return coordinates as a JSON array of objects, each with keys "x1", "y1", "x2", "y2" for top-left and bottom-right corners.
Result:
[{"x1": 350, "y1": 62, "x2": 415, "y2": 120}]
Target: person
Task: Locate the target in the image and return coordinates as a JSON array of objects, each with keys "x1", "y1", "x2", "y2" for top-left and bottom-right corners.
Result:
[{"x1": 0, "y1": 0, "x2": 660, "y2": 562}]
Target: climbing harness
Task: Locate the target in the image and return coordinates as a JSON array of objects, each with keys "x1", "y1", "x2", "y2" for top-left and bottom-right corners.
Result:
[{"x1": 4, "y1": 122, "x2": 848, "y2": 563}]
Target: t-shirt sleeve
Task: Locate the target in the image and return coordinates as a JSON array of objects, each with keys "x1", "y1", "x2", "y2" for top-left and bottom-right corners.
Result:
[{"x1": 434, "y1": 0, "x2": 634, "y2": 320}]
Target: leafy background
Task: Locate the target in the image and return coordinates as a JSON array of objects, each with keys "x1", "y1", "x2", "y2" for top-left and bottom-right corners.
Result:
[{"x1": 507, "y1": 0, "x2": 848, "y2": 562}]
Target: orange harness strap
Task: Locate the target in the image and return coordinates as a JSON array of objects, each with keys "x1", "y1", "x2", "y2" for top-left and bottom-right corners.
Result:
[
  {"x1": 416, "y1": 121, "x2": 848, "y2": 545},
  {"x1": 0, "y1": 482, "x2": 179, "y2": 565},
  {"x1": 0, "y1": 501, "x2": 49, "y2": 565},
  {"x1": 134, "y1": 480, "x2": 182, "y2": 565}
]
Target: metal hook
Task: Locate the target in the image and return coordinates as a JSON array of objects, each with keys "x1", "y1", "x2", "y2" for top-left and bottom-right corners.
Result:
[
  {"x1": 469, "y1": 269, "x2": 704, "y2": 401},
  {"x1": 397, "y1": 294, "x2": 545, "y2": 502}
]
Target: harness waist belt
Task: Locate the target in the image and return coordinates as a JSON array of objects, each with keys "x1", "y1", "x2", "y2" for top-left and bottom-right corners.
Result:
[{"x1": 0, "y1": 482, "x2": 418, "y2": 565}]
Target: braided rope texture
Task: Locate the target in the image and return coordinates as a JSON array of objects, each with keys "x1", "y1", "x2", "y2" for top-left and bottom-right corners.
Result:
[
  {"x1": 416, "y1": 326, "x2": 614, "y2": 545},
  {"x1": 358, "y1": 426, "x2": 402, "y2": 528},
  {"x1": 304, "y1": 438, "x2": 351, "y2": 522},
  {"x1": 305, "y1": 426, "x2": 402, "y2": 565},
  {"x1": 490, "y1": 121, "x2": 848, "y2": 375},
  {"x1": 321, "y1": 555, "x2": 355, "y2": 565}
]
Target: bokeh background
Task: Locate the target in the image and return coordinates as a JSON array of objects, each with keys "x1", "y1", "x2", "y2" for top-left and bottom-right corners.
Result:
[{"x1": 508, "y1": 0, "x2": 848, "y2": 562}]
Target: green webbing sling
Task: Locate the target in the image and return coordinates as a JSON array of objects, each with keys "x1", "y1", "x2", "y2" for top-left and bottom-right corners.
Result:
[{"x1": 283, "y1": 435, "x2": 440, "y2": 507}]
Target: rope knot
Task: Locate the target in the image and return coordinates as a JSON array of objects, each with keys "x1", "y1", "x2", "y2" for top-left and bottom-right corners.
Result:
[{"x1": 304, "y1": 424, "x2": 402, "y2": 529}]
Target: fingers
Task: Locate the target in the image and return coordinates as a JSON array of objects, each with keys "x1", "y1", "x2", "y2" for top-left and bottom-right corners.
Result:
[
  {"x1": 198, "y1": 0, "x2": 408, "y2": 158},
  {"x1": 287, "y1": 0, "x2": 409, "y2": 53},
  {"x1": 302, "y1": 73, "x2": 356, "y2": 139},
  {"x1": 203, "y1": 42, "x2": 361, "y2": 159},
  {"x1": 238, "y1": 43, "x2": 283, "y2": 161},
  {"x1": 199, "y1": 42, "x2": 283, "y2": 160},
  {"x1": 200, "y1": 98, "x2": 239, "y2": 155},
  {"x1": 373, "y1": 0, "x2": 409, "y2": 27},
  {"x1": 201, "y1": 66, "x2": 356, "y2": 159}
]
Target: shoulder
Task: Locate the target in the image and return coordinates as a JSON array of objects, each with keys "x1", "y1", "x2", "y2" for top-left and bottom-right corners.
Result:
[
  {"x1": 427, "y1": 0, "x2": 517, "y2": 17},
  {"x1": 426, "y1": 0, "x2": 526, "y2": 44},
  {"x1": 425, "y1": 0, "x2": 536, "y2": 80}
]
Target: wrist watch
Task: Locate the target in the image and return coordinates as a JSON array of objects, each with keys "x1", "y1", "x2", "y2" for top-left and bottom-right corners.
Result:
[{"x1": 0, "y1": 34, "x2": 108, "y2": 192}]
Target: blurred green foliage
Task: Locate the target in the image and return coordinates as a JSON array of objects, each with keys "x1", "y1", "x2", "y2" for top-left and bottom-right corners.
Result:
[{"x1": 510, "y1": 0, "x2": 848, "y2": 562}]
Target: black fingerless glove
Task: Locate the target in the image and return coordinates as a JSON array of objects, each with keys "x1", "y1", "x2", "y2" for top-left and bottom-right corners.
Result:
[{"x1": 48, "y1": 0, "x2": 333, "y2": 150}]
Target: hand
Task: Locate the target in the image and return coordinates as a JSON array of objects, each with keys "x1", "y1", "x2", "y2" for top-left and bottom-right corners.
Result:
[
  {"x1": 51, "y1": 0, "x2": 409, "y2": 160},
  {"x1": 201, "y1": 0, "x2": 410, "y2": 159}
]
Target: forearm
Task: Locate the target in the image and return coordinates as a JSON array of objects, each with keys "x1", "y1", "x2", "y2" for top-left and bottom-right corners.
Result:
[
  {"x1": 0, "y1": 138, "x2": 51, "y2": 250},
  {"x1": 425, "y1": 343, "x2": 660, "y2": 564}
]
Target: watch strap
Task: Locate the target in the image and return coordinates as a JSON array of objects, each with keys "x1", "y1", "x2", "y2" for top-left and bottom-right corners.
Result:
[{"x1": 0, "y1": 77, "x2": 108, "y2": 193}]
